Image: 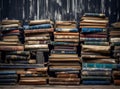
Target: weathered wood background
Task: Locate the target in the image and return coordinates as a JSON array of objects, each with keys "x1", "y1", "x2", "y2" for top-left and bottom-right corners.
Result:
[{"x1": 0, "y1": 0, "x2": 120, "y2": 24}]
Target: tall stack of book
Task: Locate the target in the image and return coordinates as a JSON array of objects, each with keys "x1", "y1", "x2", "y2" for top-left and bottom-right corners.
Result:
[
  {"x1": 0, "y1": 70, "x2": 18, "y2": 85},
  {"x1": 110, "y1": 22, "x2": 120, "y2": 85},
  {"x1": 80, "y1": 13, "x2": 115, "y2": 85},
  {"x1": 49, "y1": 21, "x2": 81, "y2": 85},
  {"x1": 0, "y1": 19, "x2": 23, "y2": 85},
  {"x1": 21, "y1": 19, "x2": 54, "y2": 85}
]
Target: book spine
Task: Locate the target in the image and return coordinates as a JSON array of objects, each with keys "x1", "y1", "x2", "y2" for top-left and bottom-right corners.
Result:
[{"x1": 81, "y1": 28, "x2": 106, "y2": 33}]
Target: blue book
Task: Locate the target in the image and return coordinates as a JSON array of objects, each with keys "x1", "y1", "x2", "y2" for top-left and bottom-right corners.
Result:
[
  {"x1": 82, "y1": 63, "x2": 115, "y2": 69},
  {"x1": 55, "y1": 28, "x2": 78, "y2": 32},
  {"x1": 24, "y1": 24, "x2": 52, "y2": 30},
  {"x1": 82, "y1": 80, "x2": 111, "y2": 85},
  {"x1": 81, "y1": 28, "x2": 106, "y2": 33},
  {"x1": 0, "y1": 70, "x2": 16, "y2": 75}
]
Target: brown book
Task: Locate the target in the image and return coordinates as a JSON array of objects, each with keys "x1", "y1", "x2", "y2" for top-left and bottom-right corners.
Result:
[
  {"x1": 2, "y1": 24, "x2": 20, "y2": 28},
  {"x1": 80, "y1": 22, "x2": 107, "y2": 26},
  {"x1": 54, "y1": 35, "x2": 79, "y2": 39},
  {"x1": 49, "y1": 78, "x2": 80, "y2": 82},
  {"x1": 82, "y1": 45, "x2": 110, "y2": 53},
  {"x1": 50, "y1": 65, "x2": 81, "y2": 69},
  {"x1": 49, "y1": 58, "x2": 80, "y2": 62},
  {"x1": 26, "y1": 40, "x2": 50, "y2": 44},
  {"x1": 25, "y1": 36, "x2": 50, "y2": 41},
  {"x1": 24, "y1": 44, "x2": 48, "y2": 49},
  {"x1": 57, "y1": 73, "x2": 78, "y2": 78},
  {"x1": 24, "y1": 28, "x2": 54, "y2": 34},
  {"x1": 3, "y1": 38, "x2": 20, "y2": 42},
  {"x1": 54, "y1": 32, "x2": 79, "y2": 36},
  {"x1": 81, "y1": 16, "x2": 108, "y2": 20},
  {"x1": 54, "y1": 38, "x2": 79, "y2": 42},
  {"x1": 19, "y1": 80, "x2": 47, "y2": 85},
  {"x1": 3, "y1": 35, "x2": 19, "y2": 39},
  {"x1": 111, "y1": 22, "x2": 120, "y2": 28},
  {"x1": 2, "y1": 19, "x2": 20, "y2": 25},
  {"x1": 113, "y1": 71, "x2": 120, "y2": 76},
  {"x1": 29, "y1": 19, "x2": 53, "y2": 25},
  {"x1": 0, "y1": 45, "x2": 24, "y2": 51},
  {"x1": 49, "y1": 81, "x2": 80, "y2": 85},
  {"x1": 79, "y1": 25, "x2": 106, "y2": 28},
  {"x1": 49, "y1": 54, "x2": 78, "y2": 58},
  {"x1": 25, "y1": 33, "x2": 50, "y2": 37},
  {"x1": 0, "y1": 41, "x2": 20, "y2": 45}
]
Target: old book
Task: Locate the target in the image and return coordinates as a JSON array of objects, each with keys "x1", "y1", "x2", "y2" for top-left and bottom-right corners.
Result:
[
  {"x1": 49, "y1": 54, "x2": 78, "y2": 58},
  {"x1": 24, "y1": 28, "x2": 54, "y2": 34},
  {"x1": 49, "y1": 81, "x2": 80, "y2": 85},
  {"x1": 29, "y1": 19, "x2": 53, "y2": 25},
  {"x1": 24, "y1": 24, "x2": 53, "y2": 30},
  {"x1": 56, "y1": 73, "x2": 78, "y2": 78},
  {"x1": 84, "y1": 42, "x2": 109, "y2": 46},
  {"x1": 0, "y1": 74, "x2": 18, "y2": 79},
  {"x1": 49, "y1": 78, "x2": 80, "y2": 82},
  {"x1": 54, "y1": 35, "x2": 79, "y2": 39},
  {"x1": 49, "y1": 58, "x2": 80, "y2": 62},
  {"x1": 0, "y1": 41, "x2": 20, "y2": 46},
  {"x1": 26, "y1": 40, "x2": 50, "y2": 44},
  {"x1": 7, "y1": 51, "x2": 30, "y2": 56},
  {"x1": 82, "y1": 70, "x2": 111, "y2": 76},
  {"x1": 81, "y1": 28, "x2": 107, "y2": 33},
  {"x1": 24, "y1": 44, "x2": 48, "y2": 49},
  {"x1": 2, "y1": 24, "x2": 20, "y2": 28},
  {"x1": 83, "y1": 13, "x2": 105, "y2": 17},
  {"x1": 82, "y1": 45, "x2": 110, "y2": 53},
  {"x1": 2, "y1": 20, "x2": 20, "y2": 25},
  {"x1": 80, "y1": 34, "x2": 107, "y2": 38},
  {"x1": 54, "y1": 38, "x2": 79, "y2": 42},
  {"x1": 82, "y1": 80, "x2": 111, "y2": 85},
  {"x1": 54, "y1": 32, "x2": 79, "y2": 36},
  {"x1": 81, "y1": 76, "x2": 111, "y2": 80},
  {"x1": 51, "y1": 50, "x2": 76, "y2": 54},
  {"x1": 3, "y1": 35, "x2": 19, "y2": 39},
  {"x1": 55, "y1": 28, "x2": 78, "y2": 32},
  {"x1": 80, "y1": 37, "x2": 107, "y2": 41},
  {"x1": 0, "y1": 45, "x2": 24, "y2": 51},
  {"x1": 54, "y1": 46, "x2": 77, "y2": 51},
  {"x1": 25, "y1": 36, "x2": 50, "y2": 41},
  {"x1": 6, "y1": 55, "x2": 28, "y2": 60},
  {"x1": 111, "y1": 22, "x2": 120, "y2": 28}
]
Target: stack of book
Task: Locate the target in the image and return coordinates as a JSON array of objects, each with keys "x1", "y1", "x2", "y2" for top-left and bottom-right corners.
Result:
[
  {"x1": 19, "y1": 67, "x2": 48, "y2": 85},
  {"x1": 49, "y1": 21, "x2": 81, "y2": 85},
  {"x1": 110, "y1": 22, "x2": 120, "y2": 85},
  {"x1": 24, "y1": 19, "x2": 54, "y2": 51},
  {"x1": 0, "y1": 70, "x2": 18, "y2": 85},
  {"x1": 80, "y1": 13, "x2": 115, "y2": 85},
  {"x1": 110, "y1": 22, "x2": 120, "y2": 63}
]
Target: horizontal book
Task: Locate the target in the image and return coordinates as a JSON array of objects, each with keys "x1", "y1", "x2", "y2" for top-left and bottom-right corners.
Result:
[
  {"x1": 0, "y1": 41, "x2": 20, "y2": 45},
  {"x1": 0, "y1": 45, "x2": 24, "y2": 51},
  {"x1": 0, "y1": 70, "x2": 16, "y2": 75},
  {"x1": 25, "y1": 36, "x2": 50, "y2": 41},
  {"x1": 0, "y1": 79, "x2": 17, "y2": 83},
  {"x1": 54, "y1": 35, "x2": 79, "y2": 39},
  {"x1": 81, "y1": 28, "x2": 107, "y2": 33},
  {"x1": 0, "y1": 74, "x2": 18, "y2": 79},
  {"x1": 49, "y1": 78, "x2": 80, "y2": 82},
  {"x1": 82, "y1": 45, "x2": 110, "y2": 53},
  {"x1": 55, "y1": 71, "x2": 80, "y2": 74},
  {"x1": 81, "y1": 76, "x2": 111, "y2": 80},
  {"x1": 56, "y1": 73, "x2": 78, "y2": 78},
  {"x1": 54, "y1": 38, "x2": 79, "y2": 42},
  {"x1": 80, "y1": 37, "x2": 107, "y2": 41},
  {"x1": 111, "y1": 22, "x2": 120, "y2": 28},
  {"x1": 110, "y1": 38, "x2": 120, "y2": 42},
  {"x1": 49, "y1": 81, "x2": 80, "y2": 85},
  {"x1": 0, "y1": 64, "x2": 44, "y2": 69},
  {"x1": 82, "y1": 70, "x2": 111, "y2": 76},
  {"x1": 24, "y1": 24, "x2": 53, "y2": 30},
  {"x1": 80, "y1": 34, "x2": 107, "y2": 38},
  {"x1": 51, "y1": 50, "x2": 76, "y2": 54},
  {"x1": 55, "y1": 28, "x2": 78, "y2": 32},
  {"x1": 82, "y1": 80, "x2": 111, "y2": 85},
  {"x1": 49, "y1": 54, "x2": 78, "y2": 58},
  {"x1": 29, "y1": 19, "x2": 53, "y2": 25},
  {"x1": 24, "y1": 28, "x2": 54, "y2": 34},
  {"x1": 2, "y1": 24, "x2": 20, "y2": 28},
  {"x1": 83, "y1": 13, "x2": 105, "y2": 17},
  {"x1": 54, "y1": 32, "x2": 79, "y2": 36},
  {"x1": 24, "y1": 44, "x2": 48, "y2": 49},
  {"x1": 26, "y1": 40, "x2": 50, "y2": 44},
  {"x1": 84, "y1": 41, "x2": 109, "y2": 46},
  {"x1": 7, "y1": 51, "x2": 30, "y2": 56},
  {"x1": 6, "y1": 55, "x2": 28, "y2": 60},
  {"x1": 10, "y1": 59, "x2": 36, "y2": 64},
  {"x1": 2, "y1": 19, "x2": 20, "y2": 25},
  {"x1": 54, "y1": 46, "x2": 77, "y2": 51},
  {"x1": 49, "y1": 58, "x2": 80, "y2": 62}
]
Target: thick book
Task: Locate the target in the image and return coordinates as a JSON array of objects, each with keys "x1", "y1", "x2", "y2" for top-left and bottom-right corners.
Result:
[
  {"x1": 55, "y1": 35, "x2": 79, "y2": 39},
  {"x1": 7, "y1": 51, "x2": 30, "y2": 56},
  {"x1": 25, "y1": 36, "x2": 50, "y2": 41},
  {"x1": 81, "y1": 28, "x2": 107, "y2": 33},
  {"x1": 2, "y1": 19, "x2": 20, "y2": 25},
  {"x1": 24, "y1": 44, "x2": 48, "y2": 49},
  {"x1": 55, "y1": 28, "x2": 78, "y2": 32},
  {"x1": 49, "y1": 81, "x2": 80, "y2": 85}
]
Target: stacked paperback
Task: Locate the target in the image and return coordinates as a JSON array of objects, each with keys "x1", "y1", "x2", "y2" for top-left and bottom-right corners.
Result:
[
  {"x1": 49, "y1": 21, "x2": 81, "y2": 85},
  {"x1": 80, "y1": 13, "x2": 115, "y2": 85}
]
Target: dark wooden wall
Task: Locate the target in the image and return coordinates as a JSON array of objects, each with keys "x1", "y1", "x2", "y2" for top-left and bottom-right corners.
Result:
[{"x1": 0, "y1": 0, "x2": 120, "y2": 24}]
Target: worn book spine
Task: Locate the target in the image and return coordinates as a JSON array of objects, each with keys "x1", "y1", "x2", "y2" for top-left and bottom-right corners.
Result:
[
  {"x1": 0, "y1": 74, "x2": 18, "y2": 79},
  {"x1": 54, "y1": 35, "x2": 79, "y2": 39},
  {"x1": 49, "y1": 78, "x2": 80, "y2": 82},
  {"x1": 7, "y1": 51, "x2": 30, "y2": 56},
  {"x1": 49, "y1": 81, "x2": 80, "y2": 85},
  {"x1": 54, "y1": 39, "x2": 79, "y2": 42},
  {"x1": 24, "y1": 44, "x2": 48, "y2": 49},
  {"x1": 81, "y1": 28, "x2": 107, "y2": 33},
  {"x1": 84, "y1": 42, "x2": 109, "y2": 46},
  {"x1": 83, "y1": 13, "x2": 105, "y2": 17},
  {"x1": 55, "y1": 28, "x2": 78, "y2": 32},
  {"x1": 81, "y1": 76, "x2": 111, "y2": 80},
  {"x1": 51, "y1": 50, "x2": 76, "y2": 54},
  {"x1": 6, "y1": 55, "x2": 28, "y2": 60},
  {"x1": 25, "y1": 36, "x2": 50, "y2": 41}
]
